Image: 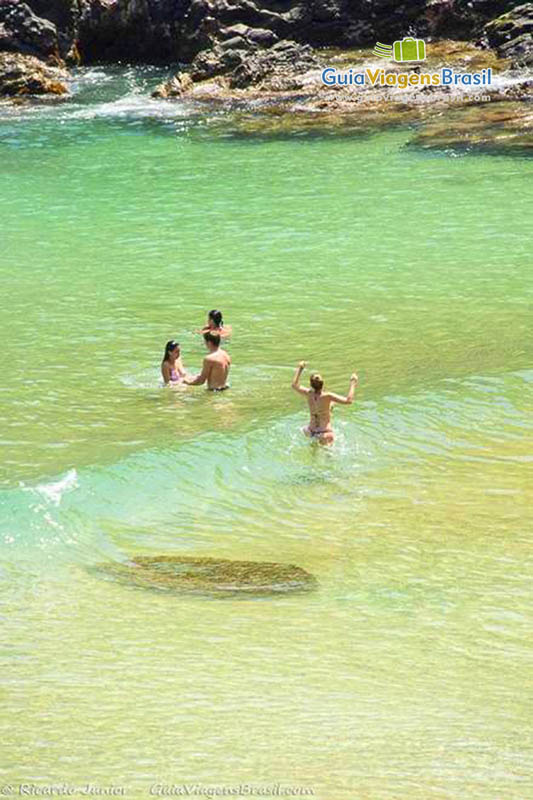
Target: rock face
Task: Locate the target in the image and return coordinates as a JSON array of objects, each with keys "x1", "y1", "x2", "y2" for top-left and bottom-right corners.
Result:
[
  {"x1": 484, "y1": 2, "x2": 533, "y2": 64},
  {"x1": 2, "y1": 0, "x2": 532, "y2": 65},
  {"x1": 426, "y1": 0, "x2": 526, "y2": 37},
  {"x1": 179, "y1": 0, "x2": 373, "y2": 52},
  {"x1": 0, "y1": 50, "x2": 68, "y2": 94},
  {"x1": 0, "y1": 0, "x2": 531, "y2": 72},
  {"x1": 26, "y1": 0, "x2": 84, "y2": 58},
  {"x1": 195, "y1": 37, "x2": 317, "y2": 84},
  {"x1": 27, "y1": 0, "x2": 77, "y2": 31},
  {"x1": 153, "y1": 38, "x2": 319, "y2": 97},
  {"x1": 91, "y1": 555, "x2": 319, "y2": 597},
  {"x1": 77, "y1": 0, "x2": 510, "y2": 63},
  {"x1": 76, "y1": 0, "x2": 191, "y2": 63},
  {"x1": 0, "y1": 0, "x2": 60, "y2": 59}
]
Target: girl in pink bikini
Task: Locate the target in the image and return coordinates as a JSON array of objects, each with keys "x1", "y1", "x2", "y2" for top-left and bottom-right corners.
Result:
[{"x1": 161, "y1": 340, "x2": 186, "y2": 386}]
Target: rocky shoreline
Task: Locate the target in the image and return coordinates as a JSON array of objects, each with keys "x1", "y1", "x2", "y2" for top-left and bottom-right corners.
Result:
[{"x1": 0, "y1": 0, "x2": 531, "y2": 153}]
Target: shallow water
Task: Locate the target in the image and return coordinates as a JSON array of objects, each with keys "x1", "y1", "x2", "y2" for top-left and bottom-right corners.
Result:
[{"x1": 0, "y1": 67, "x2": 532, "y2": 799}]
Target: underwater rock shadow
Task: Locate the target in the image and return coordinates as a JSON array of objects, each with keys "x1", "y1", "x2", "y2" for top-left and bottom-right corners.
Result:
[{"x1": 89, "y1": 555, "x2": 318, "y2": 599}]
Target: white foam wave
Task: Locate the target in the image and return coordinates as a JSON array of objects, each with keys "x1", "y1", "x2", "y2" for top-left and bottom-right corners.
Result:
[
  {"x1": 62, "y1": 92, "x2": 191, "y2": 122},
  {"x1": 34, "y1": 469, "x2": 78, "y2": 506}
]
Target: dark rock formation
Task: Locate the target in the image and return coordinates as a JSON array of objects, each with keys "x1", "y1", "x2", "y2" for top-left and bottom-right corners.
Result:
[
  {"x1": 2, "y1": 0, "x2": 532, "y2": 67},
  {"x1": 76, "y1": 0, "x2": 191, "y2": 63},
  {"x1": 483, "y1": 2, "x2": 533, "y2": 64},
  {"x1": 153, "y1": 37, "x2": 318, "y2": 97},
  {"x1": 231, "y1": 39, "x2": 318, "y2": 87},
  {"x1": 0, "y1": 0, "x2": 60, "y2": 59},
  {"x1": 425, "y1": 0, "x2": 526, "y2": 38},
  {"x1": 26, "y1": 0, "x2": 84, "y2": 58},
  {"x1": 27, "y1": 0, "x2": 77, "y2": 31},
  {"x1": 194, "y1": 37, "x2": 317, "y2": 84},
  {"x1": 0, "y1": 50, "x2": 68, "y2": 93},
  {"x1": 131, "y1": 0, "x2": 533, "y2": 62}
]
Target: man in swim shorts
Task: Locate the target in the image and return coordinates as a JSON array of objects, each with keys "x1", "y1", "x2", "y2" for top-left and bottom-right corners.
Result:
[
  {"x1": 184, "y1": 332, "x2": 231, "y2": 391},
  {"x1": 291, "y1": 361, "x2": 358, "y2": 445}
]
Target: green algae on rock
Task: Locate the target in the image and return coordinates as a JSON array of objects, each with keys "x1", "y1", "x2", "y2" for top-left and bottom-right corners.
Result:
[
  {"x1": 165, "y1": 38, "x2": 527, "y2": 143},
  {"x1": 200, "y1": 103, "x2": 423, "y2": 141},
  {"x1": 91, "y1": 556, "x2": 318, "y2": 598},
  {"x1": 484, "y1": 2, "x2": 533, "y2": 65},
  {"x1": 152, "y1": 39, "x2": 514, "y2": 115}
]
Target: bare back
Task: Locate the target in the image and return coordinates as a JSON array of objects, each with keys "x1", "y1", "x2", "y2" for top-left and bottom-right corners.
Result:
[
  {"x1": 204, "y1": 348, "x2": 231, "y2": 389},
  {"x1": 291, "y1": 362, "x2": 358, "y2": 445},
  {"x1": 306, "y1": 392, "x2": 334, "y2": 432}
]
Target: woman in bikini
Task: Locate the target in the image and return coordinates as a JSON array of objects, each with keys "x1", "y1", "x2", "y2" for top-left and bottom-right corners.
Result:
[
  {"x1": 161, "y1": 340, "x2": 186, "y2": 386},
  {"x1": 197, "y1": 309, "x2": 232, "y2": 339},
  {"x1": 291, "y1": 361, "x2": 358, "y2": 445}
]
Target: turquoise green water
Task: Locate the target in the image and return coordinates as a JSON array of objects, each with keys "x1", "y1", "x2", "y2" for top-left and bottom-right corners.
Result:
[{"x1": 1, "y1": 67, "x2": 532, "y2": 798}]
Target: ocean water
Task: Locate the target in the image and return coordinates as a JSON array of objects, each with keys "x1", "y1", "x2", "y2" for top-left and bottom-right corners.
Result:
[{"x1": 0, "y1": 67, "x2": 532, "y2": 799}]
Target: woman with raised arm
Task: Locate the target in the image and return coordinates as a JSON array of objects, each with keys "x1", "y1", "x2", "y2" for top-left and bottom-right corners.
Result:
[
  {"x1": 291, "y1": 361, "x2": 358, "y2": 445},
  {"x1": 197, "y1": 309, "x2": 232, "y2": 339}
]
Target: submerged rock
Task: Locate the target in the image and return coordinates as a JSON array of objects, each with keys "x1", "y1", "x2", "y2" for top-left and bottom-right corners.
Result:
[
  {"x1": 91, "y1": 555, "x2": 318, "y2": 597},
  {"x1": 150, "y1": 36, "x2": 531, "y2": 158},
  {"x1": 0, "y1": 50, "x2": 68, "y2": 95},
  {"x1": 484, "y1": 2, "x2": 533, "y2": 65},
  {"x1": 408, "y1": 100, "x2": 533, "y2": 154}
]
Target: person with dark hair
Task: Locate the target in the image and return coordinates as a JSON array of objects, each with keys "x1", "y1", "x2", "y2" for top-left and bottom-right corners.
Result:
[
  {"x1": 184, "y1": 332, "x2": 231, "y2": 391},
  {"x1": 291, "y1": 361, "x2": 358, "y2": 445},
  {"x1": 197, "y1": 309, "x2": 232, "y2": 339},
  {"x1": 161, "y1": 340, "x2": 186, "y2": 385}
]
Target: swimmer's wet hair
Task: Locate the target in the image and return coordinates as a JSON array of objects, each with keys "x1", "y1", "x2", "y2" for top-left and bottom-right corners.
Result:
[
  {"x1": 310, "y1": 373, "x2": 324, "y2": 392},
  {"x1": 209, "y1": 309, "x2": 223, "y2": 327},
  {"x1": 204, "y1": 331, "x2": 221, "y2": 348},
  {"x1": 163, "y1": 340, "x2": 179, "y2": 361}
]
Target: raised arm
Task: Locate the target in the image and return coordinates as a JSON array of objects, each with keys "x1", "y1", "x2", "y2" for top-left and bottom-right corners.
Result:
[
  {"x1": 328, "y1": 373, "x2": 358, "y2": 405},
  {"x1": 184, "y1": 357, "x2": 211, "y2": 386},
  {"x1": 291, "y1": 361, "x2": 310, "y2": 395}
]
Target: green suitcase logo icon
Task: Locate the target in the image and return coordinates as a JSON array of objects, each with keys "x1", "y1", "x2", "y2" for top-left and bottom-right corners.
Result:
[{"x1": 393, "y1": 37, "x2": 426, "y2": 62}]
